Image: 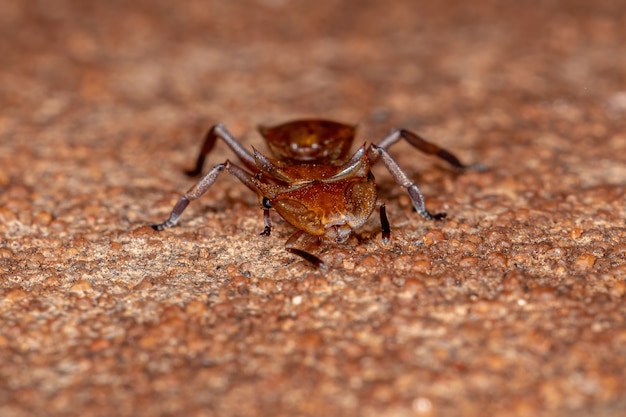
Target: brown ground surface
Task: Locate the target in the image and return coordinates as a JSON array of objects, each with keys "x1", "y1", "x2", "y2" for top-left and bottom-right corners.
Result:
[{"x1": 1, "y1": 1, "x2": 625, "y2": 416}]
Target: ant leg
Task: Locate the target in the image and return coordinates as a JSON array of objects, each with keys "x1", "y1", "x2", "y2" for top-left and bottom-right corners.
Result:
[
  {"x1": 152, "y1": 160, "x2": 261, "y2": 231},
  {"x1": 186, "y1": 124, "x2": 257, "y2": 177},
  {"x1": 285, "y1": 230, "x2": 326, "y2": 269},
  {"x1": 369, "y1": 145, "x2": 446, "y2": 221},
  {"x1": 260, "y1": 209, "x2": 272, "y2": 236},
  {"x1": 375, "y1": 129, "x2": 484, "y2": 171},
  {"x1": 379, "y1": 203, "x2": 391, "y2": 243},
  {"x1": 152, "y1": 163, "x2": 225, "y2": 230}
]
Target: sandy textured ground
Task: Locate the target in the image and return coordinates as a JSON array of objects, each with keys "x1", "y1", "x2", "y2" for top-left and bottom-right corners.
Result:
[{"x1": 1, "y1": 1, "x2": 625, "y2": 416}]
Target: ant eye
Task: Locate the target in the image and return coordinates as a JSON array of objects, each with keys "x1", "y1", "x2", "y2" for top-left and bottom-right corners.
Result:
[{"x1": 262, "y1": 197, "x2": 272, "y2": 208}]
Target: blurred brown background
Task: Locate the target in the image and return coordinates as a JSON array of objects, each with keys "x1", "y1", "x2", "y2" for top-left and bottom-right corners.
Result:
[{"x1": 1, "y1": 1, "x2": 625, "y2": 416}]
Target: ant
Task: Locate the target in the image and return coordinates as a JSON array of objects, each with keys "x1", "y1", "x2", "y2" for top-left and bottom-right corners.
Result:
[{"x1": 151, "y1": 119, "x2": 481, "y2": 268}]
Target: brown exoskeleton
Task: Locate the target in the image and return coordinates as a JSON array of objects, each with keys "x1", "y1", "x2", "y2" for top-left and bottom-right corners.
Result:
[{"x1": 151, "y1": 119, "x2": 480, "y2": 268}]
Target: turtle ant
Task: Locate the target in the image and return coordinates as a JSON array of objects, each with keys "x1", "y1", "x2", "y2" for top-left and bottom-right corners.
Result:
[{"x1": 151, "y1": 119, "x2": 480, "y2": 268}]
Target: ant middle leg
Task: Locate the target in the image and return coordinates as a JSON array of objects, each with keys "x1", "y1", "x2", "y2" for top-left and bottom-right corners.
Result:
[{"x1": 369, "y1": 145, "x2": 447, "y2": 221}]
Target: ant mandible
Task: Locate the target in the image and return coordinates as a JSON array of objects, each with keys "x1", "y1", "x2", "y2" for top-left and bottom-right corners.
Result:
[{"x1": 151, "y1": 119, "x2": 481, "y2": 268}]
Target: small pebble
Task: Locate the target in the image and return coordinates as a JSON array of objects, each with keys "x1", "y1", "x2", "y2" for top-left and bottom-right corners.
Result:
[
  {"x1": 70, "y1": 279, "x2": 94, "y2": 294},
  {"x1": 570, "y1": 227, "x2": 583, "y2": 240},
  {"x1": 487, "y1": 251, "x2": 507, "y2": 269},
  {"x1": 5, "y1": 288, "x2": 27, "y2": 302},
  {"x1": 423, "y1": 229, "x2": 445, "y2": 245},
  {"x1": 459, "y1": 256, "x2": 479, "y2": 268},
  {"x1": 129, "y1": 225, "x2": 156, "y2": 238},
  {"x1": 574, "y1": 253, "x2": 595, "y2": 270},
  {"x1": 185, "y1": 299, "x2": 208, "y2": 316}
]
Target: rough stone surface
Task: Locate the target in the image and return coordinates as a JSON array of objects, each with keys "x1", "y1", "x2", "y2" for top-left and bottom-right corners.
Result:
[{"x1": 1, "y1": 1, "x2": 625, "y2": 416}]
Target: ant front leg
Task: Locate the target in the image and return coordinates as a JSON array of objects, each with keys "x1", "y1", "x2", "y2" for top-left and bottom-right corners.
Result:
[
  {"x1": 379, "y1": 202, "x2": 391, "y2": 243},
  {"x1": 260, "y1": 207, "x2": 272, "y2": 236},
  {"x1": 370, "y1": 127, "x2": 484, "y2": 221},
  {"x1": 369, "y1": 145, "x2": 446, "y2": 221},
  {"x1": 151, "y1": 160, "x2": 261, "y2": 231}
]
